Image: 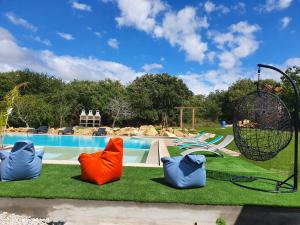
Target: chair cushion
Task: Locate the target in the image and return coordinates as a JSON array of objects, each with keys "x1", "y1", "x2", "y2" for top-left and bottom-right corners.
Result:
[
  {"x1": 0, "y1": 140, "x2": 44, "y2": 182},
  {"x1": 78, "y1": 137, "x2": 123, "y2": 185},
  {"x1": 161, "y1": 155, "x2": 206, "y2": 188}
]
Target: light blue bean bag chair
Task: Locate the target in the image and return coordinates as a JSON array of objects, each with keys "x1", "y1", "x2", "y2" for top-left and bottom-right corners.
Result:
[
  {"x1": 0, "y1": 140, "x2": 44, "y2": 182},
  {"x1": 161, "y1": 155, "x2": 206, "y2": 189}
]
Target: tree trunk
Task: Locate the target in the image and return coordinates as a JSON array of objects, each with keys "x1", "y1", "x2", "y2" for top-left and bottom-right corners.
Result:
[{"x1": 111, "y1": 110, "x2": 120, "y2": 128}]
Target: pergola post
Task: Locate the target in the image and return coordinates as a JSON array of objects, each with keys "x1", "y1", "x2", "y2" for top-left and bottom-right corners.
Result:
[
  {"x1": 175, "y1": 107, "x2": 200, "y2": 129},
  {"x1": 180, "y1": 108, "x2": 183, "y2": 129},
  {"x1": 192, "y1": 108, "x2": 195, "y2": 129}
]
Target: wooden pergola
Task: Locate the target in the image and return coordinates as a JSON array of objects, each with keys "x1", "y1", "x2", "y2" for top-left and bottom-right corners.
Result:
[{"x1": 175, "y1": 107, "x2": 201, "y2": 129}]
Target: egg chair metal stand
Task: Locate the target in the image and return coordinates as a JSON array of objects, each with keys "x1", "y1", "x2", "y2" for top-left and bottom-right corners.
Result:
[{"x1": 231, "y1": 64, "x2": 299, "y2": 193}]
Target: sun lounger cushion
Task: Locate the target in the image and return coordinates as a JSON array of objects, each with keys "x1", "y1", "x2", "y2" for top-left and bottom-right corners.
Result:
[
  {"x1": 0, "y1": 140, "x2": 44, "y2": 182},
  {"x1": 78, "y1": 137, "x2": 123, "y2": 185},
  {"x1": 161, "y1": 155, "x2": 206, "y2": 188}
]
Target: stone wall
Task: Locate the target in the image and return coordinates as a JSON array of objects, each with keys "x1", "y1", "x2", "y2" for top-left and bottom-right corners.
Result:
[{"x1": 5, "y1": 125, "x2": 199, "y2": 138}]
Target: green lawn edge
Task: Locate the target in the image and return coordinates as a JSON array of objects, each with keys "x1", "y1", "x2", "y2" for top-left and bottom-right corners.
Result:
[{"x1": 0, "y1": 164, "x2": 299, "y2": 207}]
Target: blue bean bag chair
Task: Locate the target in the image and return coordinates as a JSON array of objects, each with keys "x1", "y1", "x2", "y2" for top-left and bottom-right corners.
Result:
[
  {"x1": 161, "y1": 155, "x2": 206, "y2": 189},
  {"x1": 0, "y1": 140, "x2": 44, "y2": 182}
]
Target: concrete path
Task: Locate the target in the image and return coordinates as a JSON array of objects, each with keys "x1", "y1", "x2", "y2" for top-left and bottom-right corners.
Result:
[{"x1": 0, "y1": 198, "x2": 300, "y2": 225}]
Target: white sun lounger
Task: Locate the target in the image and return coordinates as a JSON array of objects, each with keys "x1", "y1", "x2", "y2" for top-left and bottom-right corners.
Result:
[{"x1": 180, "y1": 135, "x2": 234, "y2": 157}]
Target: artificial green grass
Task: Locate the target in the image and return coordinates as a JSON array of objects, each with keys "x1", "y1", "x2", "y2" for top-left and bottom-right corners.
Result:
[
  {"x1": 197, "y1": 127, "x2": 298, "y2": 174},
  {"x1": 0, "y1": 164, "x2": 299, "y2": 207}
]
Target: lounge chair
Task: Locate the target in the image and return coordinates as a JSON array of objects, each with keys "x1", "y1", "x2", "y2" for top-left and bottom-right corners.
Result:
[
  {"x1": 32, "y1": 125, "x2": 48, "y2": 134},
  {"x1": 173, "y1": 131, "x2": 206, "y2": 143},
  {"x1": 180, "y1": 135, "x2": 234, "y2": 157},
  {"x1": 178, "y1": 135, "x2": 223, "y2": 150},
  {"x1": 93, "y1": 128, "x2": 107, "y2": 136},
  {"x1": 58, "y1": 127, "x2": 74, "y2": 135},
  {"x1": 174, "y1": 132, "x2": 213, "y2": 146}
]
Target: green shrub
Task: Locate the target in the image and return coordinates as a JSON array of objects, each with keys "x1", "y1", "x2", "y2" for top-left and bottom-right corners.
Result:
[{"x1": 216, "y1": 217, "x2": 227, "y2": 225}]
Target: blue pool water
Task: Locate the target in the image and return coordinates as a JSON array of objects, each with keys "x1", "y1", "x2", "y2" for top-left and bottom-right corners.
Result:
[{"x1": 3, "y1": 134, "x2": 152, "y2": 149}]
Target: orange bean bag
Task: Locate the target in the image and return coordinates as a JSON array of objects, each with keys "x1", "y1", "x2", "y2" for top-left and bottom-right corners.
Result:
[{"x1": 78, "y1": 137, "x2": 123, "y2": 185}]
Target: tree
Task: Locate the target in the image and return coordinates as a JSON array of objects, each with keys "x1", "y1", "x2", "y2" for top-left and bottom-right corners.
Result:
[
  {"x1": 13, "y1": 95, "x2": 53, "y2": 127},
  {"x1": 202, "y1": 91, "x2": 225, "y2": 122},
  {"x1": 127, "y1": 73, "x2": 193, "y2": 125},
  {"x1": 280, "y1": 66, "x2": 300, "y2": 111},
  {"x1": 106, "y1": 97, "x2": 133, "y2": 128}
]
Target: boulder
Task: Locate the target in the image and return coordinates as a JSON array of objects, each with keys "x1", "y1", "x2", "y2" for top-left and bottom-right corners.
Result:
[
  {"x1": 160, "y1": 130, "x2": 177, "y2": 137},
  {"x1": 139, "y1": 125, "x2": 158, "y2": 136},
  {"x1": 173, "y1": 129, "x2": 184, "y2": 137},
  {"x1": 105, "y1": 127, "x2": 115, "y2": 135},
  {"x1": 48, "y1": 128, "x2": 58, "y2": 134},
  {"x1": 118, "y1": 127, "x2": 140, "y2": 136},
  {"x1": 165, "y1": 127, "x2": 173, "y2": 133},
  {"x1": 75, "y1": 128, "x2": 95, "y2": 136}
]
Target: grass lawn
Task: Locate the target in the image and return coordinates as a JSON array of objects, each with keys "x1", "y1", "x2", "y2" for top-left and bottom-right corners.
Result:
[
  {"x1": 197, "y1": 127, "x2": 298, "y2": 174},
  {"x1": 0, "y1": 161, "x2": 299, "y2": 207}
]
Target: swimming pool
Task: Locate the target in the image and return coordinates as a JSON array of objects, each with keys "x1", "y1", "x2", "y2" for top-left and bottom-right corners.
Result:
[{"x1": 2, "y1": 134, "x2": 152, "y2": 163}]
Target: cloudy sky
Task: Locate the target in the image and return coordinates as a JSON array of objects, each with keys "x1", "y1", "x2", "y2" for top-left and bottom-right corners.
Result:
[{"x1": 0, "y1": 0, "x2": 299, "y2": 94}]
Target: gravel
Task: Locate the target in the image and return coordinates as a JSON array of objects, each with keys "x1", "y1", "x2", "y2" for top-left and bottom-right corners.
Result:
[{"x1": 0, "y1": 211, "x2": 53, "y2": 225}]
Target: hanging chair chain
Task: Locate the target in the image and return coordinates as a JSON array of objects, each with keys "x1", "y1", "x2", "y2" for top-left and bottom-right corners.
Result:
[{"x1": 257, "y1": 66, "x2": 261, "y2": 93}]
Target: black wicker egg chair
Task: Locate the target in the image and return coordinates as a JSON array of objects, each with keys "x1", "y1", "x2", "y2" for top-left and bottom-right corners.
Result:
[{"x1": 231, "y1": 64, "x2": 299, "y2": 193}]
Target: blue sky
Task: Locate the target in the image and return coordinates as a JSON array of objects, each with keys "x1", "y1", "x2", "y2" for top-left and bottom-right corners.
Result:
[{"x1": 0, "y1": 0, "x2": 299, "y2": 94}]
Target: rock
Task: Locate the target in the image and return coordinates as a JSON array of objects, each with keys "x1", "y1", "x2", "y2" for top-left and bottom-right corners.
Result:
[
  {"x1": 161, "y1": 131, "x2": 177, "y2": 137},
  {"x1": 165, "y1": 127, "x2": 173, "y2": 133},
  {"x1": 74, "y1": 128, "x2": 95, "y2": 136},
  {"x1": 118, "y1": 127, "x2": 140, "y2": 136},
  {"x1": 105, "y1": 127, "x2": 115, "y2": 135},
  {"x1": 48, "y1": 128, "x2": 58, "y2": 134},
  {"x1": 139, "y1": 125, "x2": 158, "y2": 136},
  {"x1": 6, "y1": 127, "x2": 34, "y2": 133},
  {"x1": 173, "y1": 129, "x2": 184, "y2": 137}
]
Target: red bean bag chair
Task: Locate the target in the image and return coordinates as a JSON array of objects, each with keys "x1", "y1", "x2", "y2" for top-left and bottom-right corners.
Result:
[{"x1": 78, "y1": 137, "x2": 123, "y2": 185}]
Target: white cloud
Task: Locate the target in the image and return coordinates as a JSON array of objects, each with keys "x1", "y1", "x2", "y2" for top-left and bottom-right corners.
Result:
[
  {"x1": 210, "y1": 21, "x2": 260, "y2": 69},
  {"x1": 256, "y1": 0, "x2": 293, "y2": 12},
  {"x1": 156, "y1": 7, "x2": 208, "y2": 63},
  {"x1": 203, "y1": 1, "x2": 216, "y2": 13},
  {"x1": 281, "y1": 16, "x2": 291, "y2": 29},
  {"x1": 57, "y1": 32, "x2": 74, "y2": 40},
  {"x1": 114, "y1": 1, "x2": 208, "y2": 64},
  {"x1": 94, "y1": 32, "x2": 102, "y2": 37},
  {"x1": 5, "y1": 12, "x2": 37, "y2": 32},
  {"x1": 0, "y1": 27, "x2": 141, "y2": 83},
  {"x1": 178, "y1": 68, "x2": 247, "y2": 95},
  {"x1": 285, "y1": 57, "x2": 300, "y2": 67},
  {"x1": 203, "y1": 1, "x2": 230, "y2": 14},
  {"x1": 71, "y1": 2, "x2": 92, "y2": 11},
  {"x1": 30, "y1": 36, "x2": 52, "y2": 46},
  {"x1": 115, "y1": 0, "x2": 167, "y2": 33},
  {"x1": 232, "y1": 2, "x2": 246, "y2": 14},
  {"x1": 142, "y1": 63, "x2": 163, "y2": 73},
  {"x1": 107, "y1": 38, "x2": 119, "y2": 49},
  {"x1": 207, "y1": 51, "x2": 216, "y2": 63}
]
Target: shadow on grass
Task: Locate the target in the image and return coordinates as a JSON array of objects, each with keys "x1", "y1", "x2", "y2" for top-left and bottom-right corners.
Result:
[
  {"x1": 71, "y1": 175, "x2": 97, "y2": 185},
  {"x1": 206, "y1": 169, "x2": 241, "y2": 181},
  {"x1": 71, "y1": 175, "x2": 122, "y2": 186},
  {"x1": 150, "y1": 178, "x2": 205, "y2": 190}
]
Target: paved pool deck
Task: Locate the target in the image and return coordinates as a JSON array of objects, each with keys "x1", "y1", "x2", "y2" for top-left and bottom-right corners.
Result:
[{"x1": 0, "y1": 198, "x2": 299, "y2": 225}]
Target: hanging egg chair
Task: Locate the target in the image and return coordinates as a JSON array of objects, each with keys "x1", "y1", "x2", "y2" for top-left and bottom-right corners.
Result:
[{"x1": 231, "y1": 64, "x2": 299, "y2": 193}]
